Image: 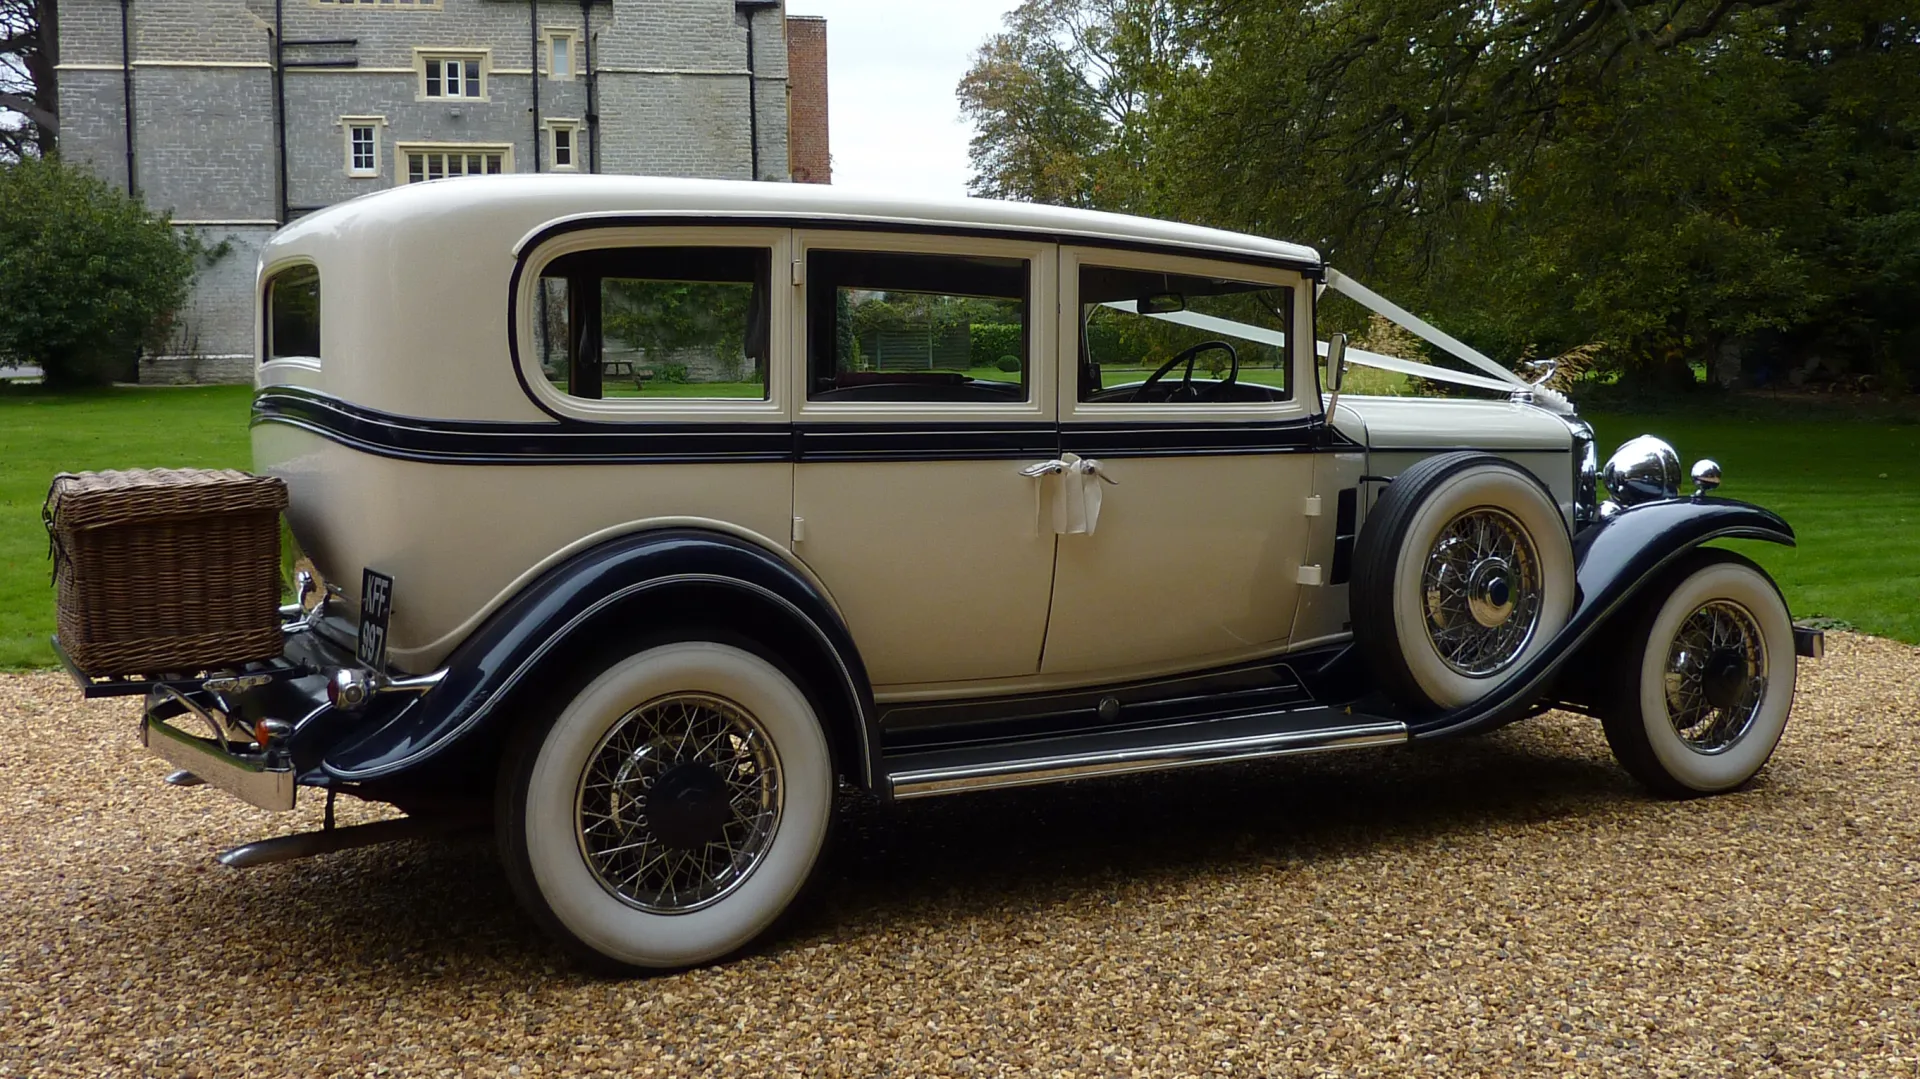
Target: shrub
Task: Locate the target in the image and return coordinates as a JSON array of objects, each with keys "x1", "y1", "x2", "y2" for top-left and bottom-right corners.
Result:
[
  {"x1": 969, "y1": 322, "x2": 1023, "y2": 369},
  {"x1": 0, "y1": 157, "x2": 199, "y2": 387},
  {"x1": 994, "y1": 355, "x2": 1021, "y2": 373}
]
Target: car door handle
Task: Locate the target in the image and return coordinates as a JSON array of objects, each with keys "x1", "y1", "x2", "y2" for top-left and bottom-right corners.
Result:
[
  {"x1": 1073, "y1": 457, "x2": 1119, "y2": 485},
  {"x1": 1023, "y1": 455, "x2": 1116, "y2": 535}
]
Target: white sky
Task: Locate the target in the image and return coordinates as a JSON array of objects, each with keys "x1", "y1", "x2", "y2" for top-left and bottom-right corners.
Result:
[{"x1": 786, "y1": 1, "x2": 1021, "y2": 197}]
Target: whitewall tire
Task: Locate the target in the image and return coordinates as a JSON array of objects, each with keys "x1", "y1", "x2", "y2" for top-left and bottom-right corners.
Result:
[
  {"x1": 499, "y1": 641, "x2": 834, "y2": 972},
  {"x1": 1352, "y1": 453, "x2": 1577, "y2": 711},
  {"x1": 1600, "y1": 551, "x2": 1796, "y2": 797}
]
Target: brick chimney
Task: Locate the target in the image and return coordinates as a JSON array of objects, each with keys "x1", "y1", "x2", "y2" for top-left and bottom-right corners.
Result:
[{"x1": 786, "y1": 16, "x2": 831, "y2": 184}]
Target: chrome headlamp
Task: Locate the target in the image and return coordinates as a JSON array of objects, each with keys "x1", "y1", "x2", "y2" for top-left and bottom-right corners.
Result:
[
  {"x1": 1603, "y1": 435, "x2": 1682, "y2": 507},
  {"x1": 1566, "y1": 419, "x2": 1600, "y2": 527}
]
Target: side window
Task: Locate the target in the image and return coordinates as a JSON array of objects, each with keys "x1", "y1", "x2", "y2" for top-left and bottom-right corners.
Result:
[
  {"x1": 806, "y1": 249, "x2": 1028, "y2": 403},
  {"x1": 265, "y1": 264, "x2": 320, "y2": 362},
  {"x1": 1078, "y1": 264, "x2": 1293, "y2": 404},
  {"x1": 535, "y1": 246, "x2": 772, "y2": 400}
]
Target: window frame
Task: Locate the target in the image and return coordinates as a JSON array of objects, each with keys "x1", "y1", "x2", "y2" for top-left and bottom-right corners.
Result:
[
  {"x1": 793, "y1": 230, "x2": 1056, "y2": 427},
  {"x1": 416, "y1": 49, "x2": 490, "y2": 101},
  {"x1": 545, "y1": 119, "x2": 581, "y2": 171},
  {"x1": 260, "y1": 260, "x2": 322, "y2": 369},
  {"x1": 545, "y1": 28, "x2": 579, "y2": 81},
  {"x1": 397, "y1": 142, "x2": 513, "y2": 183},
  {"x1": 342, "y1": 115, "x2": 384, "y2": 178},
  {"x1": 1058, "y1": 246, "x2": 1311, "y2": 426},
  {"x1": 514, "y1": 225, "x2": 793, "y2": 423}
]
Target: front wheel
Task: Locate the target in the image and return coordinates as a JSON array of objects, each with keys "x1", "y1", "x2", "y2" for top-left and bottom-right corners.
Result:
[
  {"x1": 1351, "y1": 452, "x2": 1577, "y2": 711},
  {"x1": 1600, "y1": 550, "x2": 1797, "y2": 797},
  {"x1": 498, "y1": 641, "x2": 834, "y2": 972}
]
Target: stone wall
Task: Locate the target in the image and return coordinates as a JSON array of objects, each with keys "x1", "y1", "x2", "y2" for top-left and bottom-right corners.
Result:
[{"x1": 53, "y1": 0, "x2": 805, "y2": 384}]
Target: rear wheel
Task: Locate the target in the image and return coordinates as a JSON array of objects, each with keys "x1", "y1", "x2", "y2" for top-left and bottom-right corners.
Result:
[
  {"x1": 1600, "y1": 550, "x2": 1796, "y2": 797},
  {"x1": 498, "y1": 640, "x2": 834, "y2": 972}
]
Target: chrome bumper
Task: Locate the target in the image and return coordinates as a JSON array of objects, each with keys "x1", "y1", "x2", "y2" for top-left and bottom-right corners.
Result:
[
  {"x1": 1794, "y1": 625, "x2": 1825, "y2": 660},
  {"x1": 141, "y1": 687, "x2": 296, "y2": 812}
]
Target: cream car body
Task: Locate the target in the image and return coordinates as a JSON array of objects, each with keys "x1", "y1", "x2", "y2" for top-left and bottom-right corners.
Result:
[
  {"x1": 254, "y1": 177, "x2": 1571, "y2": 688},
  {"x1": 93, "y1": 176, "x2": 1815, "y2": 972}
]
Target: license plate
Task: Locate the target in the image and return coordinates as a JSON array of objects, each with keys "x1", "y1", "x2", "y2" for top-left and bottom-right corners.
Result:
[{"x1": 356, "y1": 568, "x2": 394, "y2": 669}]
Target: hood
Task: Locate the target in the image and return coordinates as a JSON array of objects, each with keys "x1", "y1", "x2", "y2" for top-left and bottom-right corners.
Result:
[{"x1": 1332, "y1": 396, "x2": 1577, "y2": 453}]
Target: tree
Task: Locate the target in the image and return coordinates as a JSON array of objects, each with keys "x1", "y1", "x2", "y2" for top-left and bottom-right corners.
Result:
[
  {"x1": 957, "y1": 0, "x2": 1185, "y2": 210},
  {"x1": 0, "y1": 156, "x2": 197, "y2": 387},
  {"x1": 959, "y1": 0, "x2": 1920, "y2": 390},
  {"x1": 0, "y1": 0, "x2": 56, "y2": 159}
]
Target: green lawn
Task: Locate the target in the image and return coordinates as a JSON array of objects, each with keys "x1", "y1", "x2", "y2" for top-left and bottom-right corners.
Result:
[
  {"x1": 1585, "y1": 410, "x2": 1920, "y2": 644},
  {"x1": 2, "y1": 385, "x2": 1914, "y2": 670},
  {"x1": 1, "y1": 385, "x2": 256, "y2": 669}
]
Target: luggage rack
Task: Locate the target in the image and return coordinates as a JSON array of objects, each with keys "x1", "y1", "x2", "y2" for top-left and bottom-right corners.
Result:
[{"x1": 53, "y1": 635, "x2": 313, "y2": 699}]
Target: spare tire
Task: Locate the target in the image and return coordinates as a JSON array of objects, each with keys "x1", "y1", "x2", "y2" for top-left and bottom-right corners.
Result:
[{"x1": 1351, "y1": 452, "x2": 1576, "y2": 712}]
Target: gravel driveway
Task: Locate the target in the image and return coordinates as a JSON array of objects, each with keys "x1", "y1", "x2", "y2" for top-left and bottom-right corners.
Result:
[{"x1": 2, "y1": 633, "x2": 1916, "y2": 1078}]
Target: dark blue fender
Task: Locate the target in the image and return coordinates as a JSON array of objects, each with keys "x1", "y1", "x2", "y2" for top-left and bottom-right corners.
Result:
[
  {"x1": 1405, "y1": 496, "x2": 1795, "y2": 739},
  {"x1": 317, "y1": 529, "x2": 882, "y2": 790}
]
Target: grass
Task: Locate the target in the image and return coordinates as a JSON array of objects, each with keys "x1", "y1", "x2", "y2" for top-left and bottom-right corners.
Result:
[
  {"x1": 1, "y1": 385, "x2": 256, "y2": 669},
  {"x1": 1585, "y1": 408, "x2": 1920, "y2": 644},
  {"x1": 2, "y1": 384, "x2": 1913, "y2": 670}
]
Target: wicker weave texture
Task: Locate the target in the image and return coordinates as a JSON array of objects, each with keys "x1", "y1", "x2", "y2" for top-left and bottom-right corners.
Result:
[{"x1": 47, "y1": 470, "x2": 289, "y2": 676}]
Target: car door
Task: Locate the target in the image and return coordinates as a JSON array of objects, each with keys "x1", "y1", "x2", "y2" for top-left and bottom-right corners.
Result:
[
  {"x1": 1039, "y1": 247, "x2": 1320, "y2": 678},
  {"x1": 790, "y1": 232, "x2": 1060, "y2": 687}
]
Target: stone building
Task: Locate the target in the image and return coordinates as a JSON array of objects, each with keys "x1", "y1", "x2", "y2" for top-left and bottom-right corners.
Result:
[{"x1": 53, "y1": 0, "x2": 829, "y2": 383}]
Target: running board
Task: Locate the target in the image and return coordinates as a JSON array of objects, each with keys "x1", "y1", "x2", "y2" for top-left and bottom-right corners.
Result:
[{"x1": 883, "y1": 707, "x2": 1408, "y2": 800}]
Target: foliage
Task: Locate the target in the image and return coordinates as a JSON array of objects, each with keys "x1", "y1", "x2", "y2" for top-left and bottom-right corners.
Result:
[
  {"x1": 0, "y1": 157, "x2": 198, "y2": 387},
  {"x1": 838, "y1": 292, "x2": 1023, "y2": 373},
  {"x1": 969, "y1": 322, "x2": 1025, "y2": 368},
  {"x1": 958, "y1": 0, "x2": 1181, "y2": 208},
  {"x1": 0, "y1": 0, "x2": 56, "y2": 160},
  {"x1": 960, "y1": 0, "x2": 1920, "y2": 391},
  {"x1": 601, "y1": 280, "x2": 755, "y2": 367},
  {"x1": 847, "y1": 292, "x2": 1014, "y2": 341}
]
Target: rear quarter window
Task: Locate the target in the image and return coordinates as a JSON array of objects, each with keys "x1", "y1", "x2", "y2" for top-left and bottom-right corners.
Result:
[{"x1": 266, "y1": 265, "x2": 321, "y2": 361}]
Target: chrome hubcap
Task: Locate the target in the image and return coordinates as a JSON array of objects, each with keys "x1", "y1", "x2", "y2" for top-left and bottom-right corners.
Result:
[
  {"x1": 1664, "y1": 600, "x2": 1768, "y2": 755},
  {"x1": 575, "y1": 692, "x2": 782, "y2": 914},
  {"x1": 1423, "y1": 508, "x2": 1543, "y2": 676},
  {"x1": 1466, "y1": 558, "x2": 1517, "y2": 628}
]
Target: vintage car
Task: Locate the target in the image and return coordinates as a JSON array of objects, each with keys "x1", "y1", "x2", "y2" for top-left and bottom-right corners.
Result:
[{"x1": 69, "y1": 176, "x2": 1822, "y2": 972}]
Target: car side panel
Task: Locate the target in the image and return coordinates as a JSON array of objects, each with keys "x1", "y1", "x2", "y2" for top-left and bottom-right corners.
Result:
[
  {"x1": 252, "y1": 414, "x2": 795, "y2": 674},
  {"x1": 1287, "y1": 449, "x2": 1368, "y2": 649},
  {"x1": 794, "y1": 459, "x2": 1059, "y2": 684},
  {"x1": 1040, "y1": 453, "x2": 1317, "y2": 675}
]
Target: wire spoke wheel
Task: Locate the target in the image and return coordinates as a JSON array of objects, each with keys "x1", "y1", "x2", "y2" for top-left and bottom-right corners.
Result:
[
  {"x1": 1420, "y1": 507, "x2": 1544, "y2": 677},
  {"x1": 574, "y1": 692, "x2": 783, "y2": 915},
  {"x1": 1661, "y1": 599, "x2": 1769, "y2": 755}
]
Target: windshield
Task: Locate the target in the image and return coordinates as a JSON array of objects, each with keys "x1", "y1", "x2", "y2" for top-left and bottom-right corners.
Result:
[{"x1": 1078, "y1": 265, "x2": 1292, "y2": 402}]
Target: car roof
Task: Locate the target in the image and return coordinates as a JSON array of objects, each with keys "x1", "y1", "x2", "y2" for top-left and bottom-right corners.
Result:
[{"x1": 278, "y1": 174, "x2": 1324, "y2": 275}]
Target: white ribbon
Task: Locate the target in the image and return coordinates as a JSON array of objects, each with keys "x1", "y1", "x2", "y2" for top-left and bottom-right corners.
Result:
[
  {"x1": 1110, "y1": 275, "x2": 1576, "y2": 413},
  {"x1": 1025, "y1": 454, "x2": 1119, "y2": 536}
]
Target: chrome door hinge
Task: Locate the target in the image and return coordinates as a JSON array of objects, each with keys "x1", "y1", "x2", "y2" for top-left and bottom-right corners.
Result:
[{"x1": 791, "y1": 515, "x2": 806, "y2": 543}]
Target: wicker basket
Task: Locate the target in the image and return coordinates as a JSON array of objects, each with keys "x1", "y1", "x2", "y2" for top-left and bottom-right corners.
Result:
[{"x1": 46, "y1": 469, "x2": 289, "y2": 677}]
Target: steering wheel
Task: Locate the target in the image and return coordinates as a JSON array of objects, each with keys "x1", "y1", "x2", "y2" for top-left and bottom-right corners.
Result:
[{"x1": 1132, "y1": 340, "x2": 1240, "y2": 402}]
